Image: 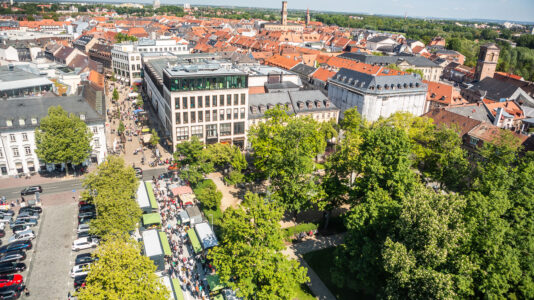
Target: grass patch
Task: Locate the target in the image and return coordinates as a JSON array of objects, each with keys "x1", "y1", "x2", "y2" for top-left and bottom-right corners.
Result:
[
  {"x1": 314, "y1": 162, "x2": 326, "y2": 170},
  {"x1": 303, "y1": 247, "x2": 361, "y2": 300},
  {"x1": 292, "y1": 283, "x2": 316, "y2": 300},
  {"x1": 283, "y1": 223, "x2": 319, "y2": 241}
]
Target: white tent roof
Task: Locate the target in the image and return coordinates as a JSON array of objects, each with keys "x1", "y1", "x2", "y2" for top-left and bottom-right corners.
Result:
[
  {"x1": 136, "y1": 182, "x2": 150, "y2": 209},
  {"x1": 142, "y1": 229, "x2": 163, "y2": 257},
  {"x1": 195, "y1": 222, "x2": 218, "y2": 250}
]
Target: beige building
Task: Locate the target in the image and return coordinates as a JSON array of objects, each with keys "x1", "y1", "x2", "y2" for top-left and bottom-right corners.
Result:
[{"x1": 475, "y1": 43, "x2": 499, "y2": 81}]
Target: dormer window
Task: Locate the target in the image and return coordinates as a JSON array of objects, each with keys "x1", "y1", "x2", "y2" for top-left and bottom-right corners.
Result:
[
  {"x1": 306, "y1": 100, "x2": 313, "y2": 109},
  {"x1": 431, "y1": 93, "x2": 436, "y2": 98},
  {"x1": 80, "y1": 114, "x2": 86, "y2": 121},
  {"x1": 315, "y1": 100, "x2": 321, "y2": 108},
  {"x1": 31, "y1": 118, "x2": 37, "y2": 125},
  {"x1": 251, "y1": 106, "x2": 258, "y2": 114},
  {"x1": 19, "y1": 118, "x2": 25, "y2": 126},
  {"x1": 325, "y1": 100, "x2": 331, "y2": 108},
  {"x1": 6, "y1": 120, "x2": 12, "y2": 127}
]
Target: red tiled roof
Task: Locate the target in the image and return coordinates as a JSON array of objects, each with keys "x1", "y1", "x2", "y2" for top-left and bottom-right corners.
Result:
[
  {"x1": 264, "y1": 54, "x2": 300, "y2": 70},
  {"x1": 311, "y1": 68, "x2": 336, "y2": 82},
  {"x1": 249, "y1": 86, "x2": 266, "y2": 94}
]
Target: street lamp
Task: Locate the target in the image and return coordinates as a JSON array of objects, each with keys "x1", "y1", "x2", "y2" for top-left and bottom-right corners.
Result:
[{"x1": 209, "y1": 214, "x2": 213, "y2": 231}]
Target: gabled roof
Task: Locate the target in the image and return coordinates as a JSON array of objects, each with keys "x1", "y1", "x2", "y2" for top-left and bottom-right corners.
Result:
[
  {"x1": 311, "y1": 67, "x2": 335, "y2": 82},
  {"x1": 264, "y1": 54, "x2": 300, "y2": 70},
  {"x1": 290, "y1": 63, "x2": 317, "y2": 77},
  {"x1": 423, "y1": 109, "x2": 482, "y2": 136},
  {"x1": 468, "y1": 77, "x2": 522, "y2": 101},
  {"x1": 367, "y1": 36, "x2": 394, "y2": 43}
]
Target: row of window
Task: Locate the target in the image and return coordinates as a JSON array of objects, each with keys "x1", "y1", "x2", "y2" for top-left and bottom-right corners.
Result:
[
  {"x1": 176, "y1": 122, "x2": 245, "y2": 141},
  {"x1": 164, "y1": 75, "x2": 247, "y2": 92},
  {"x1": 9, "y1": 133, "x2": 28, "y2": 142},
  {"x1": 138, "y1": 46, "x2": 187, "y2": 53},
  {"x1": 174, "y1": 94, "x2": 246, "y2": 110},
  {"x1": 175, "y1": 108, "x2": 246, "y2": 125},
  {"x1": 0, "y1": 146, "x2": 32, "y2": 158}
]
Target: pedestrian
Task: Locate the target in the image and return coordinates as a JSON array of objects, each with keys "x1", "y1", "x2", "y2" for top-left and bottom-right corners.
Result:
[{"x1": 24, "y1": 287, "x2": 30, "y2": 296}]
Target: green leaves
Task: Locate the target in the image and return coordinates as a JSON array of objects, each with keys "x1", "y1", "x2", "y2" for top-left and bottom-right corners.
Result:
[
  {"x1": 35, "y1": 105, "x2": 92, "y2": 166},
  {"x1": 77, "y1": 236, "x2": 168, "y2": 300},
  {"x1": 194, "y1": 179, "x2": 222, "y2": 210},
  {"x1": 208, "y1": 198, "x2": 309, "y2": 300}
]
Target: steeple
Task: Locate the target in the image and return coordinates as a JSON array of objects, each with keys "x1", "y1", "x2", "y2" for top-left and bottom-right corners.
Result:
[
  {"x1": 281, "y1": 1, "x2": 288, "y2": 26},
  {"x1": 306, "y1": 8, "x2": 310, "y2": 26}
]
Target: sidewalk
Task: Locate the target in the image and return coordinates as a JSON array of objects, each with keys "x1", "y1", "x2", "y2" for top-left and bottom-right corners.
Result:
[
  {"x1": 0, "y1": 171, "x2": 87, "y2": 189},
  {"x1": 205, "y1": 172, "x2": 240, "y2": 211},
  {"x1": 283, "y1": 234, "x2": 345, "y2": 300}
]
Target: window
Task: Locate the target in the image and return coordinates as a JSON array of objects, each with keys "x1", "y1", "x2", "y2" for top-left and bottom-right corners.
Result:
[
  {"x1": 219, "y1": 95, "x2": 224, "y2": 106},
  {"x1": 6, "y1": 120, "x2": 12, "y2": 127},
  {"x1": 183, "y1": 97, "x2": 188, "y2": 109},
  {"x1": 219, "y1": 109, "x2": 225, "y2": 121},
  {"x1": 175, "y1": 97, "x2": 180, "y2": 109},
  {"x1": 31, "y1": 118, "x2": 37, "y2": 125},
  {"x1": 205, "y1": 110, "x2": 211, "y2": 122},
  {"x1": 19, "y1": 118, "x2": 25, "y2": 126},
  {"x1": 191, "y1": 125, "x2": 203, "y2": 138},
  {"x1": 24, "y1": 146, "x2": 31, "y2": 156},
  {"x1": 80, "y1": 114, "x2": 85, "y2": 121},
  {"x1": 198, "y1": 111, "x2": 203, "y2": 122},
  {"x1": 191, "y1": 111, "x2": 196, "y2": 123},
  {"x1": 198, "y1": 96, "x2": 203, "y2": 108},
  {"x1": 12, "y1": 148, "x2": 19, "y2": 157},
  {"x1": 469, "y1": 137, "x2": 479, "y2": 146},
  {"x1": 206, "y1": 124, "x2": 217, "y2": 137},
  {"x1": 241, "y1": 93, "x2": 246, "y2": 105},
  {"x1": 240, "y1": 108, "x2": 245, "y2": 119},
  {"x1": 190, "y1": 96, "x2": 195, "y2": 108},
  {"x1": 212, "y1": 95, "x2": 217, "y2": 107},
  {"x1": 234, "y1": 108, "x2": 238, "y2": 119},
  {"x1": 234, "y1": 94, "x2": 239, "y2": 105},
  {"x1": 226, "y1": 109, "x2": 232, "y2": 120},
  {"x1": 0, "y1": 149, "x2": 3, "y2": 158},
  {"x1": 9, "y1": 134, "x2": 15, "y2": 142},
  {"x1": 213, "y1": 109, "x2": 218, "y2": 121},
  {"x1": 175, "y1": 112, "x2": 181, "y2": 124},
  {"x1": 234, "y1": 122, "x2": 245, "y2": 135},
  {"x1": 94, "y1": 138, "x2": 100, "y2": 148},
  {"x1": 226, "y1": 94, "x2": 231, "y2": 106},
  {"x1": 176, "y1": 127, "x2": 189, "y2": 141},
  {"x1": 220, "y1": 123, "x2": 232, "y2": 136},
  {"x1": 22, "y1": 133, "x2": 28, "y2": 141},
  {"x1": 183, "y1": 112, "x2": 188, "y2": 124},
  {"x1": 205, "y1": 96, "x2": 210, "y2": 107}
]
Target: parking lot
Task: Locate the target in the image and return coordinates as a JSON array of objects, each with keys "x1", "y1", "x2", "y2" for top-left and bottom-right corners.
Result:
[{"x1": 22, "y1": 190, "x2": 81, "y2": 300}]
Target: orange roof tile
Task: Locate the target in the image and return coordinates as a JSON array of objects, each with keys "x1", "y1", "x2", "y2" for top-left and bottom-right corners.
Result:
[
  {"x1": 423, "y1": 80, "x2": 467, "y2": 106},
  {"x1": 311, "y1": 68, "x2": 336, "y2": 82},
  {"x1": 264, "y1": 54, "x2": 300, "y2": 70},
  {"x1": 249, "y1": 86, "x2": 266, "y2": 94}
]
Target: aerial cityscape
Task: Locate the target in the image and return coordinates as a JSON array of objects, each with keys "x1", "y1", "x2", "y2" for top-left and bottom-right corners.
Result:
[{"x1": 0, "y1": 0, "x2": 533, "y2": 299}]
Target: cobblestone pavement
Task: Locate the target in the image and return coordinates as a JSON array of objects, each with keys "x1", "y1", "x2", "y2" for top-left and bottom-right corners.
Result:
[
  {"x1": 205, "y1": 172, "x2": 241, "y2": 211},
  {"x1": 282, "y1": 234, "x2": 345, "y2": 300}
]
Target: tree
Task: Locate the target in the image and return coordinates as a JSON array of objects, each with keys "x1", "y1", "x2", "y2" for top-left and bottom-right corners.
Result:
[
  {"x1": 35, "y1": 106, "x2": 92, "y2": 175},
  {"x1": 194, "y1": 179, "x2": 222, "y2": 210},
  {"x1": 174, "y1": 136, "x2": 204, "y2": 166},
  {"x1": 83, "y1": 156, "x2": 141, "y2": 237},
  {"x1": 77, "y1": 236, "x2": 168, "y2": 299},
  {"x1": 117, "y1": 121, "x2": 125, "y2": 136},
  {"x1": 149, "y1": 129, "x2": 160, "y2": 147},
  {"x1": 404, "y1": 68, "x2": 425, "y2": 79},
  {"x1": 248, "y1": 107, "x2": 331, "y2": 213},
  {"x1": 208, "y1": 197, "x2": 309, "y2": 299},
  {"x1": 112, "y1": 88, "x2": 119, "y2": 101}
]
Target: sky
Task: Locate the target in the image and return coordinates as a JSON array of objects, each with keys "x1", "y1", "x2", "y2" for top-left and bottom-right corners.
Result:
[{"x1": 158, "y1": 0, "x2": 534, "y2": 23}]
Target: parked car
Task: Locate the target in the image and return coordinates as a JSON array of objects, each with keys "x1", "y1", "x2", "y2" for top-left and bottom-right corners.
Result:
[
  {"x1": 10, "y1": 226, "x2": 30, "y2": 235},
  {"x1": 8, "y1": 231, "x2": 35, "y2": 244},
  {"x1": 70, "y1": 263, "x2": 90, "y2": 278},
  {"x1": 0, "y1": 274, "x2": 23, "y2": 288},
  {"x1": 0, "y1": 214, "x2": 12, "y2": 225},
  {"x1": 75, "y1": 253, "x2": 97, "y2": 266},
  {"x1": 134, "y1": 167, "x2": 143, "y2": 179},
  {"x1": 0, "y1": 284, "x2": 23, "y2": 299},
  {"x1": 78, "y1": 211, "x2": 95, "y2": 220},
  {"x1": 0, "y1": 263, "x2": 26, "y2": 275},
  {"x1": 72, "y1": 237, "x2": 98, "y2": 252},
  {"x1": 0, "y1": 241, "x2": 32, "y2": 254},
  {"x1": 9, "y1": 219, "x2": 37, "y2": 229},
  {"x1": 0, "y1": 210, "x2": 14, "y2": 218},
  {"x1": 14, "y1": 214, "x2": 38, "y2": 222},
  {"x1": 20, "y1": 186, "x2": 42, "y2": 196},
  {"x1": 76, "y1": 224, "x2": 90, "y2": 234},
  {"x1": 73, "y1": 274, "x2": 87, "y2": 290},
  {"x1": 17, "y1": 211, "x2": 39, "y2": 220},
  {"x1": 78, "y1": 205, "x2": 95, "y2": 214},
  {"x1": 0, "y1": 230, "x2": 4, "y2": 239},
  {"x1": 0, "y1": 252, "x2": 26, "y2": 264},
  {"x1": 18, "y1": 206, "x2": 42, "y2": 214}
]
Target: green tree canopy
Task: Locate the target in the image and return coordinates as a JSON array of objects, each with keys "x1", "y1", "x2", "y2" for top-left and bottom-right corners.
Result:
[
  {"x1": 77, "y1": 236, "x2": 168, "y2": 299},
  {"x1": 35, "y1": 105, "x2": 93, "y2": 172}
]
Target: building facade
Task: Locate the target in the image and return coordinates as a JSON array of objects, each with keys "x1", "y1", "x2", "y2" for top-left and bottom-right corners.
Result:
[
  {"x1": 328, "y1": 68, "x2": 427, "y2": 121},
  {"x1": 144, "y1": 58, "x2": 249, "y2": 149},
  {"x1": 111, "y1": 39, "x2": 189, "y2": 84},
  {"x1": 474, "y1": 43, "x2": 499, "y2": 81},
  {"x1": 0, "y1": 96, "x2": 106, "y2": 177}
]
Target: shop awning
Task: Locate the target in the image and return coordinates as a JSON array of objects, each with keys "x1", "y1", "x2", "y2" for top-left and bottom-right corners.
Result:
[
  {"x1": 142, "y1": 128, "x2": 151, "y2": 133},
  {"x1": 143, "y1": 134, "x2": 152, "y2": 143},
  {"x1": 195, "y1": 222, "x2": 218, "y2": 250},
  {"x1": 158, "y1": 231, "x2": 172, "y2": 256},
  {"x1": 144, "y1": 181, "x2": 158, "y2": 209},
  {"x1": 142, "y1": 213, "x2": 161, "y2": 226},
  {"x1": 171, "y1": 278, "x2": 185, "y2": 300},
  {"x1": 172, "y1": 185, "x2": 193, "y2": 197},
  {"x1": 206, "y1": 274, "x2": 224, "y2": 292},
  {"x1": 187, "y1": 228, "x2": 202, "y2": 254}
]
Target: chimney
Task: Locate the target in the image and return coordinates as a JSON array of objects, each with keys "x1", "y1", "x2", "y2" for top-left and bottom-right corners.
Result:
[{"x1": 494, "y1": 107, "x2": 503, "y2": 126}]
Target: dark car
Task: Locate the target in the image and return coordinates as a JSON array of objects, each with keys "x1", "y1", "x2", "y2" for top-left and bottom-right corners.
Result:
[
  {"x1": 0, "y1": 284, "x2": 23, "y2": 299},
  {"x1": 134, "y1": 167, "x2": 143, "y2": 179},
  {"x1": 18, "y1": 206, "x2": 42, "y2": 214},
  {"x1": 10, "y1": 226, "x2": 30, "y2": 235},
  {"x1": 0, "y1": 230, "x2": 4, "y2": 239},
  {"x1": 79, "y1": 205, "x2": 95, "y2": 214},
  {"x1": 78, "y1": 216, "x2": 94, "y2": 225},
  {"x1": 78, "y1": 211, "x2": 96, "y2": 220},
  {"x1": 0, "y1": 210, "x2": 14, "y2": 218},
  {"x1": 74, "y1": 274, "x2": 87, "y2": 290},
  {"x1": 20, "y1": 186, "x2": 42, "y2": 196},
  {"x1": 16, "y1": 211, "x2": 39, "y2": 220},
  {"x1": 75, "y1": 253, "x2": 97, "y2": 266},
  {"x1": 0, "y1": 252, "x2": 26, "y2": 264},
  {"x1": 0, "y1": 263, "x2": 26, "y2": 275},
  {"x1": 0, "y1": 241, "x2": 32, "y2": 254},
  {"x1": 9, "y1": 219, "x2": 37, "y2": 229}
]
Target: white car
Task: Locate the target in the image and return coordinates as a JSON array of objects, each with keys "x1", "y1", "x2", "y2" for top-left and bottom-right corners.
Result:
[
  {"x1": 72, "y1": 237, "x2": 98, "y2": 252},
  {"x1": 70, "y1": 263, "x2": 90, "y2": 278},
  {"x1": 77, "y1": 224, "x2": 90, "y2": 234},
  {"x1": 8, "y1": 230, "x2": 35, "y2": 244}
]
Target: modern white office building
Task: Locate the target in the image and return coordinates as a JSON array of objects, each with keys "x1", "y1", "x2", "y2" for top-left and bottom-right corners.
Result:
[
  {"x1": 111, "y1": 38, "x2": 189, "y2": 84},
  {"x1": 144, "y1": 57, "x2": 249, "y2": 149}
]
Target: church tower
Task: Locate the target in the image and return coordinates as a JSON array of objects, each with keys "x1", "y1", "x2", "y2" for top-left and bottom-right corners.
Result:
[
  {"x1": 475, "y1": 43, "x2": 500, "y2": 81},
  {"x1": 281, "y1": 1, "x2": 288, "y2": 26},
  {"x1": 306, "y1": 8, "x2": 310, "y2": 26}
]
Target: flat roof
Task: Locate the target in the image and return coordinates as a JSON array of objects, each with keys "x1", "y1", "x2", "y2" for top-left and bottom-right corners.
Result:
[
  {"x1": 0, "y1": 66, "x2": 53, "y2": 91},
  {"x1": 146, "y1": 57, "x2": 246, "y2": 79},
  {"x1": 136, "y1": 182, "x2": 150, "y2": 209},
  {"x1": 142, "y1": 213, "x2": 162, "y2": 226},
  {"x1": 144, "y1": 181, "x2": 158, "y2": 209},
  {"x1": 195, "y1": 222, "x2": 218, "y2": 250},
  {"x1": 142, "y1": 229, "x2": 163, "y2": 257}
]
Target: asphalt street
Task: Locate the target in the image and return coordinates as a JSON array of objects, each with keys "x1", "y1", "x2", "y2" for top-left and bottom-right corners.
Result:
[{"x1": 0, "y1": 167, "x2": 167, "y2": 200}]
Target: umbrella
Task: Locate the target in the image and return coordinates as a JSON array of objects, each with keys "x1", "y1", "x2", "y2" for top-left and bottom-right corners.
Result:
[{"x1": 133, "y1": 108, "x2": 144, "y2": 114}]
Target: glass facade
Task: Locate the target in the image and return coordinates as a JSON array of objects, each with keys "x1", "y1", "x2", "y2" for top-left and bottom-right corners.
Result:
[{"x1": 164, "y1": 74, "x2": 247, "y2": 92}]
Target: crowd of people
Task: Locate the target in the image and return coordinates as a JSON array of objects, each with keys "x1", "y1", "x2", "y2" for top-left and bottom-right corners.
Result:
[{"x1": 150, "y1": 174, "x2": 215, "y2": 300}]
